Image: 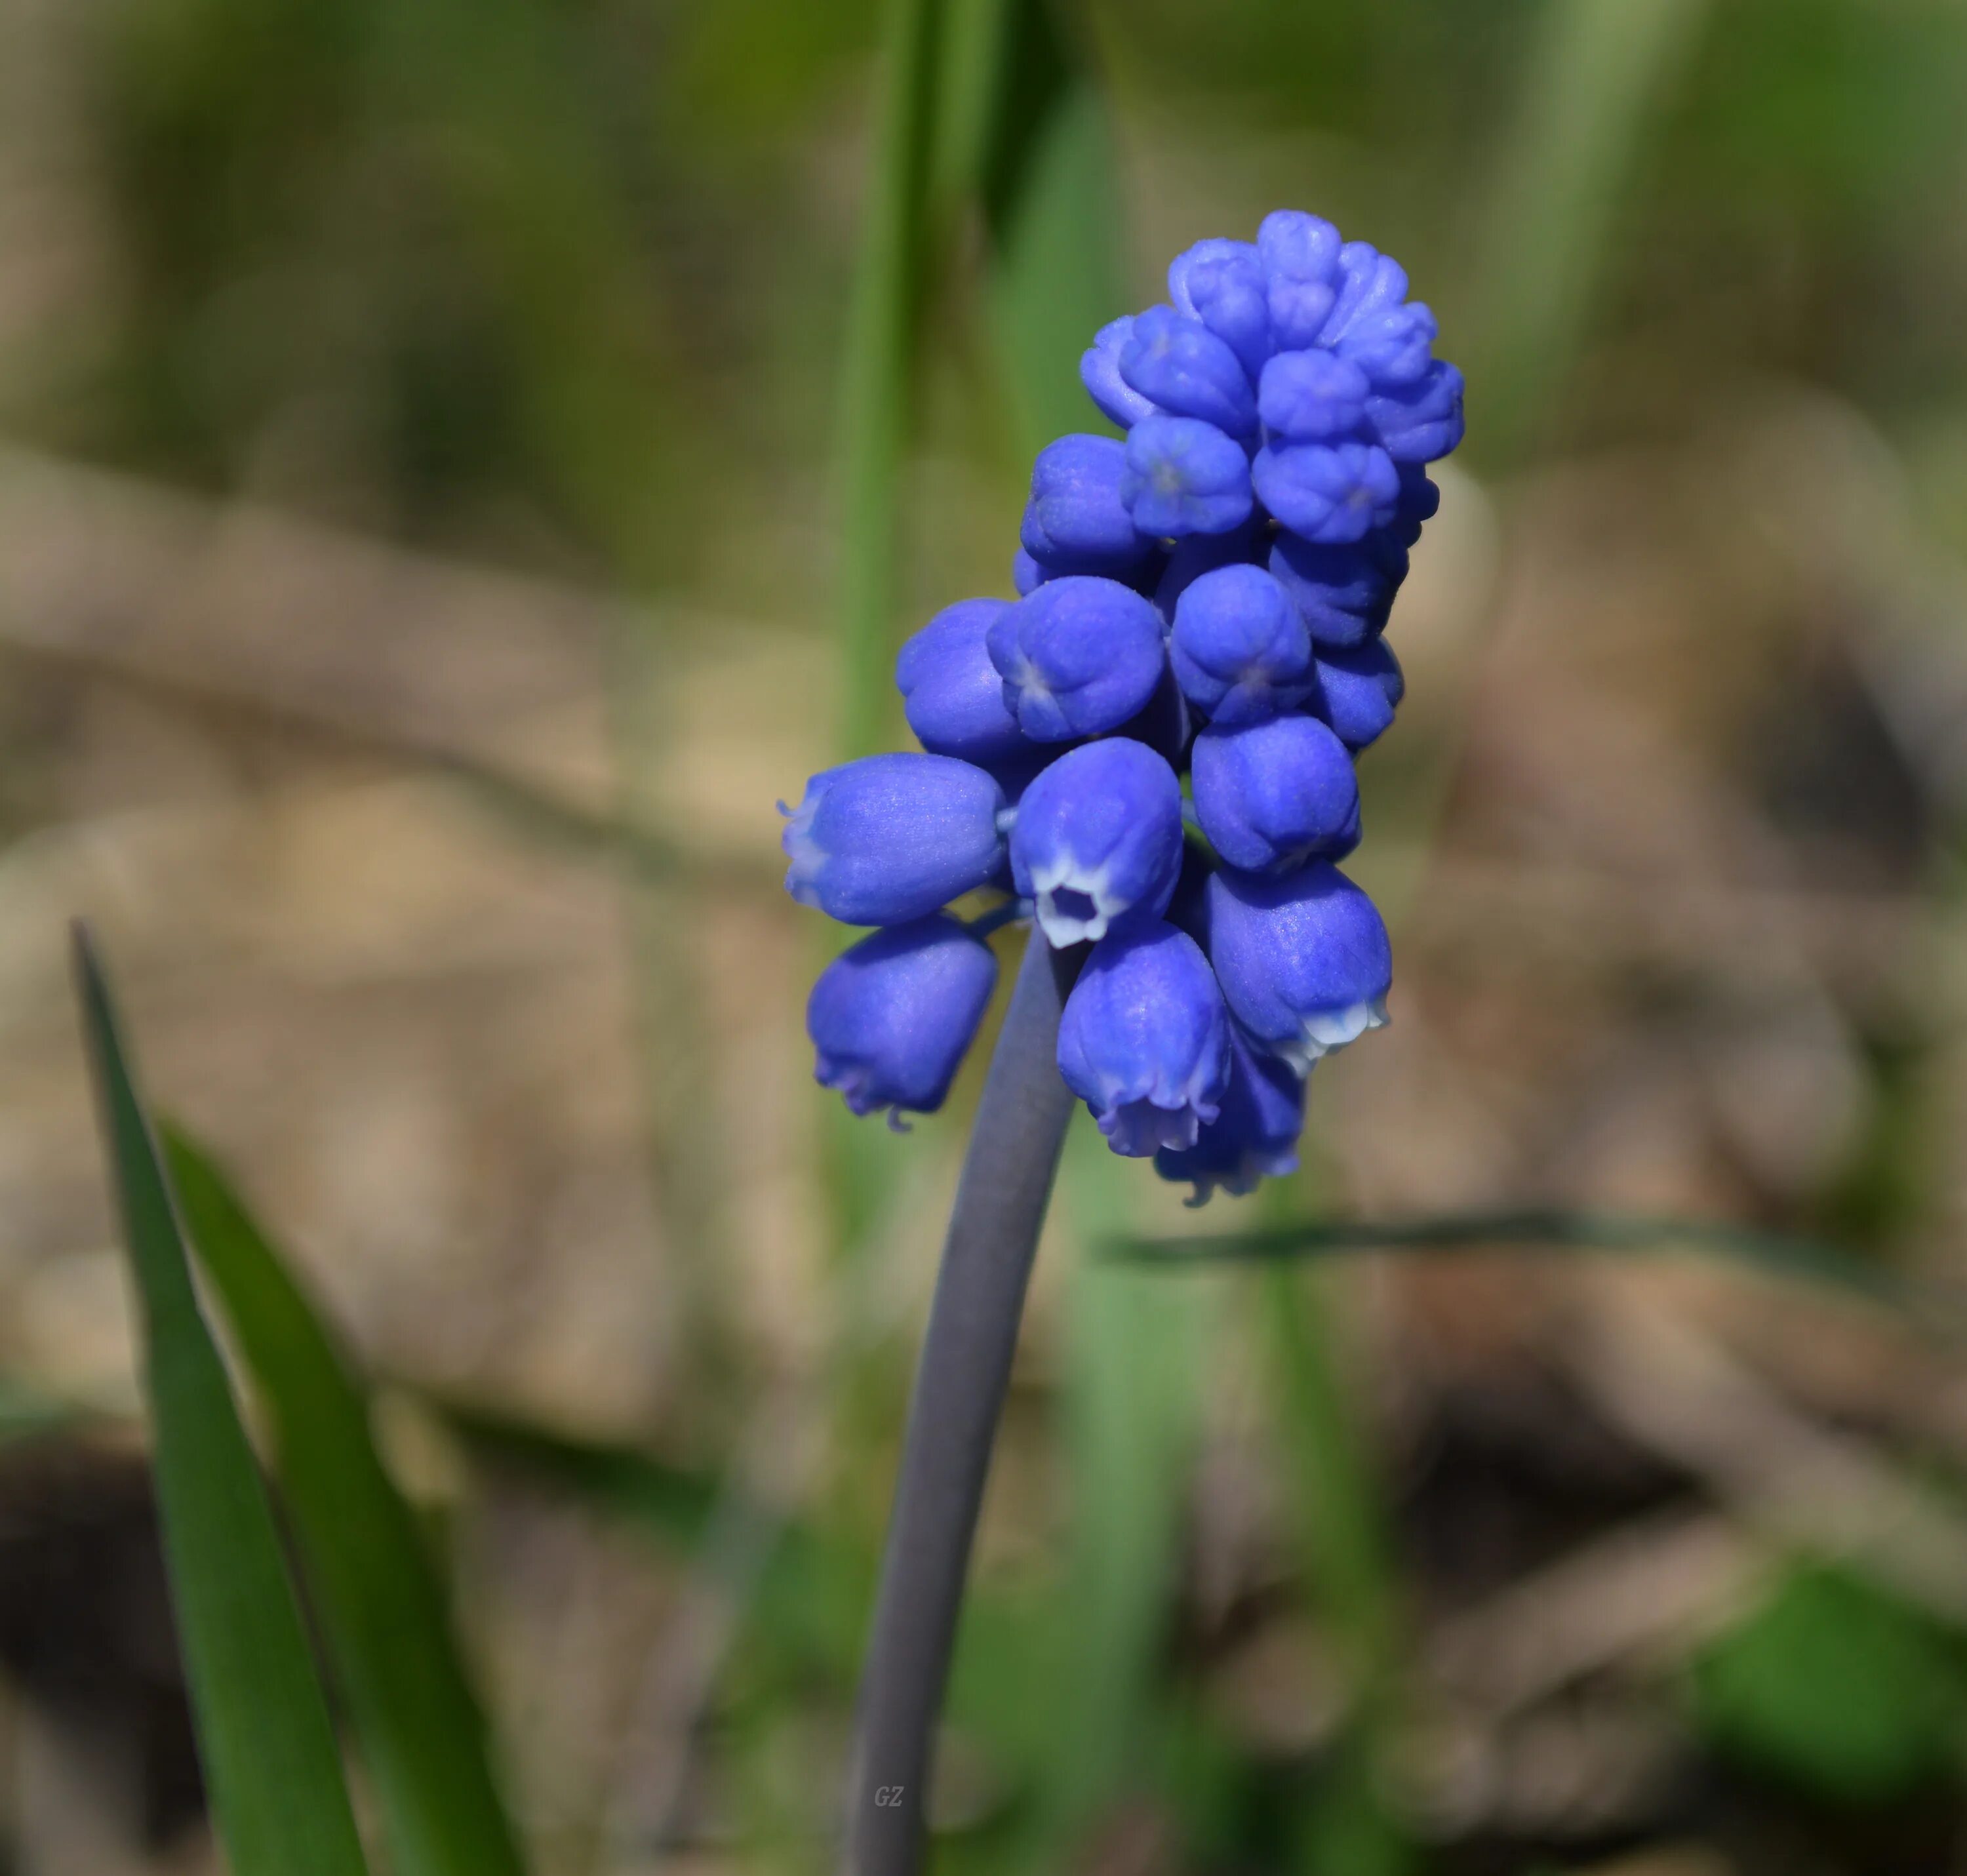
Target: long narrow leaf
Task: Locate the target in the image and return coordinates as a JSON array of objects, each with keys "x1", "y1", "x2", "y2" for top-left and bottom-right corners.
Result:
[
  {"x1": 835, "y1": 0, "x2": 948, "y2": 761},
  {"x1": 162, "y1": 1128, "x2": 528, "y2": 1876},
  {"x1": 1107, "y1": 1208, "x2": 1938, "y2": 1319},
  {"x1": 71, "y1": 925, "x2": 370, "y2": 1876}
]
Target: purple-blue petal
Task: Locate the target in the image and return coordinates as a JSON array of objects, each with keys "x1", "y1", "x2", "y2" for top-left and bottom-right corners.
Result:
[
  {"x1": 1309, "y1": 637, "x2": 1404, "y2": 751},
  {"x1": 1119, "y1": 306, "x2": 1259, "y2": 440},
  {"x1": 1058, "y1": 920, "x2": 1230, "y2": 1156},
  {"x1": 781, "y1": 753, "x2": 1007, "y2": 926},
  {"x1": 896, "y1": 598, "x2": 1031, "y2": 766},
  {"x1": 809, "y1": 915, "x2": 999, "y2": 1119},
  {"x1": 1121, "y1": 416, "x2": 1254, "y2": 538},
  {"x1": 1206, "y1": 860, "x2": 1392, "y2": 1072},
  {"x1": 1008, "y1": 738, "x2": 1183, "y2": 947},
  {"x1": 1168, "y1": 563, "x2": 1315, "y2": 725},
  {"x1": 1252, "y1": 440, "x2": 1400, "y2": 544},
  {"x1": 987, "y1": 576, "x2": 1168, "y2": 741},
  {"x1": 1191, "y1": 714, "x2": 1361, "y2": 871}
]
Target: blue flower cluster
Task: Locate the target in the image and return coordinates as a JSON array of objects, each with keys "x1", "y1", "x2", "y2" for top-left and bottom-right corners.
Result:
[{"x1": 784, "y1": 212, "x2": 1461, "y2": 1201}]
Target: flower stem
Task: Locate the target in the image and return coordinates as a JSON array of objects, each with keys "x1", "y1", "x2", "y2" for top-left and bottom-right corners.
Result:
[{"x1": 843, "y1": 930, "x2": 1083, "y2": 1873}]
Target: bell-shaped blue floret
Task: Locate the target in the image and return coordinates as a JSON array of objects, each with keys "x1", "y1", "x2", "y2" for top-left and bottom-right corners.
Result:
[
  {"x1": 1208, "y1": 860, "x2": 1391, "y2": 1073},
  {"x1": 1367, "y1": 360, "x2": 1465, "y2": 464},
  {"x1": 1311, "y1": 637, "x2": 1404, "y2": 751},
  {"x1": 1012, "y1": 547, "x2": 1046, "y2": 596},
  {"x1": 1191, "y1": 714, "x2": 1361, "y2": 871},
  {"x1": 1169, "y1": 239, "x2": 1271, "y2": 378},
  {"x1": 1267, "y1": 532, "x2": 1398, "y2": 649},
  {"x1": 897, "y1": 599, "x2": 1031, "y2": 767},
  {"x1": 1154, "y1": 1026, "x2": 1306, "y2": 1203},
  {"x1": 782, "y1": 753, "x2": 1006, "y2": 926},
  {"x1": 1009, "y1": 738, "x2": 1183, "y2": 946},
  {"x1": 1123, "y1": 416, "x2": 1254, "y2": 538},
  {"x1": 1258, "y1": 350, "x2": 1370, "y2": 445},
  {"x1": 808, "y1": 915, "x2": 999, "y2": 1123},
  {"x1": 987, "y1": 576, "x2": 1167, "y2": 742},
  {"x1": 1021, "y1": 434, "x2": 1157, "y2": 582},
  {"x1": 1258, "y1": 210, "x2": 1342, "y2": 350},
  {"x1": 1252, "y1": 439, "x2": 1401, "y2": 544},
  {"x1": 1119, "y1": 307, "x2": 1259, "y2": 441},
  {"x1": 1081, "y1": 315, "x2": 1159, "y2": 429},
  {"x1": 1058, "y1": 920, "x2": 1230, "y2": 1156},
  {"x1": 1169, "y1": 563, "x2": 1315, "y2": 726}
]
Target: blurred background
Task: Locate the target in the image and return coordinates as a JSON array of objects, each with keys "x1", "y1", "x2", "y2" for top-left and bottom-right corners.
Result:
[{"x1": 3, "y1": 0, "x2": 1967, "y2": 1871}]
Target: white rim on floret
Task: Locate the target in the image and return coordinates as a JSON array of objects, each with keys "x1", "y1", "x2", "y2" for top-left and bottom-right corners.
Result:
[
  {"x1": 1029, "y1": 854, "x2": 1127, "y2": 947},
  {"x1": 1274, "y1": 995, "x2": 1389, "y2": 1076},
  {"x1": 779, "y1": 797, "x2": 826, "y2": 908}
]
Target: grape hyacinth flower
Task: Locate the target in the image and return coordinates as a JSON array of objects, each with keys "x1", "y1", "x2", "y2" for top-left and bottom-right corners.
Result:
[
  {"x1": 818, "y1": 210, "x2": 1462, "y2": 1874},
  {"x1": 785, "y1": 205, "x2": 1459, "y2": 1154}
]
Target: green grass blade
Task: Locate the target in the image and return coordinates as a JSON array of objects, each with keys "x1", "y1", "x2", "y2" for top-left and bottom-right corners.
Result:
[
  {"x1": 1106, "y1": 1207, "x2": 1932, "y2": 1317},
  {"x1": 835, "y1": 0, "x2": 948, "y2": 761},
  {"x1": 1470, "y1": 0, "x2": 1709, "y2": 463},
  {"x1": 161, "y1": 1128, "x2": 529, "y2": 1876},
  {"x1": 71, "y1": 925, "x2": 370, "y2": 1876},
  {"x1": 973, "y1": 0, "x2": 1126, "y2": 452}
]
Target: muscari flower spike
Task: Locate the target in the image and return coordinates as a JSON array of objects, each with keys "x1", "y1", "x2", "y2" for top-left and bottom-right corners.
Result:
[{"x1": 781, "y1": 210, "x2": 1462, "y2": 1194}]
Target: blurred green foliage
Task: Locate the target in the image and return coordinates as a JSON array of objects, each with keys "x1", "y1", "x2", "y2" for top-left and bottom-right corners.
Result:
[{"x1": 1692, "y1": 1565, "x2": 1966, "y2": 1806}]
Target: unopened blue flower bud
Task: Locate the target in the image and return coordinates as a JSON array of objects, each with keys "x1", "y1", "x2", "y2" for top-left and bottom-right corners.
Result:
[
  {"x1": 1169, "y1": 239, "x2": 1271, "y2": 377},
  {"x1": 1123, "y1": 416, "x2": 1254, "y2": 538},
  {"x1": 1021, "y1": 434, "x2": 1155, "y2": 582},
  {"x1": 782, "y1": 753, "x2": 1006, "y2": 926},
  {"x1": 897, "y1": 599, "x2": 1031, "y2": 767},
  {"x1": 1336, "y1": 298, "x2": 1440, "y2": 391},
  {"x1": 1058, "y1": 921, "x2": 1229, "y2": 1155},
  {"x1": 1208, "y1": 860, "x2": 1391, "y2": 1073},
  {"x1": 1367, "y1": 360, "x2": 1465, "y2": 464},
  {"x1": 987, "y1": 576, "x2": 1167, "y2": 742},
  {"x1": 1389, "y1": 466, "x2": 1440, "y2": 545},
  {"x1": 1120, "y1": 306, "x2": 1259, "y2": 441},
  {"x1": 1154, "y1": 1025, "x2": 1306, "y2": 1202},
  {"x1": 808, "y1": 915, "x2": 999, "y2": 1123},
  {"x1": 1155, "y1": 513, "x2": 1267, "y2": 622},
  {"x1": 1311, "y1": 637, "x2": 1404, "y2": 751},
  {"x1": 1008, "y1": 738, "x2": 1183, "y2": 946},
  {"x1": 1012, "y1": 546, "x2": 1046, "y2": 596},
  {"x1": 1081, "y1": 315, "x2": 1159, "y2": 429},
  {"x1": 1169, "y1": 563, "x2": 1315, "y2": 725},
  {"x1": 1321, "y1": 243, "x2": 1411, "y2": 352},
  {"x1": 1252, "y1": 439, "x2": 1400, "y2": 544},
  {"x1": 1258, "y1": 210, "x2": 1342, "y2": 350},
  {"x1": 1267, "y1": 532, "x2": 1397, "y2": 649},
  {"x1": 1191, "y1": 714, "x2": 1360, "y2": 872},
  {"x1": 1258, "y1": 349, "x2": 1370, "y2": 444}
]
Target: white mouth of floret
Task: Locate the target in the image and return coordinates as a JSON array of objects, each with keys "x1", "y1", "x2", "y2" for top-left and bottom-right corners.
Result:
[
  {"x1": 1274, "y1": 995, "x2": 1388, "y2": 1075},
  {"x1": 1029, "y1": 854, "x2": 1126, "y2": 947}
]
